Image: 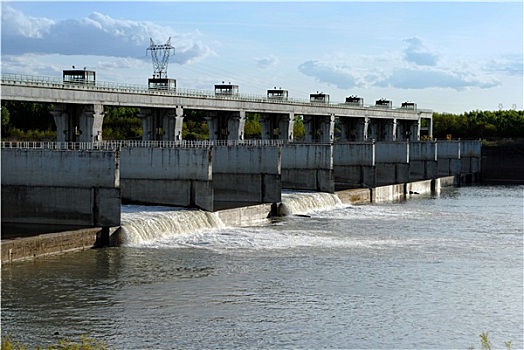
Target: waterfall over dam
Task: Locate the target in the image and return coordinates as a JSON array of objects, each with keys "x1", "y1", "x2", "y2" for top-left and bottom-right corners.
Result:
[{"x1": 120, "y1": 191, "x2": 347, "y2": 246}]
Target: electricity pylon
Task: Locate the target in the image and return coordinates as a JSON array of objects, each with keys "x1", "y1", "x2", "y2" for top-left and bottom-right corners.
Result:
[{"x1": 146, "y1": 37, "x2": 175, "y2": 79}]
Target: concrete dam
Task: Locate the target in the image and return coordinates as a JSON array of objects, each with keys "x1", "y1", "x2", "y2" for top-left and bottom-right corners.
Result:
[{"x1": 0, "y1": 70, "x2": 482, "y2": 262}]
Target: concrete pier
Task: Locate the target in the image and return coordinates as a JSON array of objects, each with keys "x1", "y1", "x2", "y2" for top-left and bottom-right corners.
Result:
[
  {"x1": 409, "y1": 141, "x2": 437, "y2": 181},
  {"x1": 119, "y1": 146, "x2": 214, "y2": 211},
  {"x1": 281, "y1": 144, "x2": 334, "y2": 192},
  {"x1": 212, "y1": 145, "x2": 281, "y2": 209},
  {"x1": 375, "y1": 142, "x2": 410, "y2": 186},
  {"x1": 436, "y1": 140, "x2": 462, "y2": 178},
  {"x1": 333, "y1": 142, "x2": 375, "y2": 190},
  {"x1": 1, "y1": 148, "x2": 121, "y2": 227}
]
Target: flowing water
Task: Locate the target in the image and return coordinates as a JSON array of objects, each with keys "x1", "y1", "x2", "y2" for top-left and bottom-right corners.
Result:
[{"x1": 2, "y1": 186, "x2": 523, "y2": 349}]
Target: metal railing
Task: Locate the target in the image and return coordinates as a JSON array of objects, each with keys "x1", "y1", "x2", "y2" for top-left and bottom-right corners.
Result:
[
  {"x1": 1, "y1": 73, "x2": 432, "y2": 113},
  {"x1": 1, "y1": 139, "x2": 289, "y2": 150}
]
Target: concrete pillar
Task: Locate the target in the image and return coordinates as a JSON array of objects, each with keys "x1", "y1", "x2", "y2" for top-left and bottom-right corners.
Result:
[
  {"x1": 368, "y1": 118, "x2": 379, "y2": 141},
  {"x1": 227, "y1": 110, "x2": 246, "y2": 141},
  {"x1": 383, "y1": 119, "x2": 397, "y2": 141},
  {"x1": 163, "y1": 106, "x2": 184, "y2": 141},
  {"x1": 427, "y1": 117, "x2": 433, "y2": 139},
  {"x1": 138, "y1": 108, "x2": 153, "y2": 141},
  {"x1": 79, "y1": 104, "x2": 104, "y2": 142},
  {"x1": 260, "y1": 112, "x2": 294, "y2": 141},
  {"x1": 303, "y1": 115, "x2": 314, "y2": 143},
  {"x1": 356, "y1": 117, "x2": 368, "y2": 141},
  {"x1": 279, "y1": 113, "x2": 294, "y2": 141},
  {"x1": 303, "y1": 114, "x2": 335, "y2": 143},
  {"x1": 322, "y1": 114, "x2": 335, "y2": 143},
  {"x1": 396, "y1": 120, "x2": 406, "y2": 141},
  {"x1": 51, "y1": 103, "x2": 104, "y2": 142},
  {"x1": 205, "y1": 111, "x2": 219, "y2": 141},
  {"x1": 51, "y1": 104, "x2": 68, "y2": 142},
  {"x1": 259, "y1": 113, "x2": 273, "y2": 140},
  {"x1": 410, "y1": 121, "x2": 420, "y2": 141}
]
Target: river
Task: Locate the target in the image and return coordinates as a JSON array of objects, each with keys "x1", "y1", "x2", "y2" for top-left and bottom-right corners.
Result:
[{"x1": 2, "y1": 185, "x2": 523, "y2": 349}]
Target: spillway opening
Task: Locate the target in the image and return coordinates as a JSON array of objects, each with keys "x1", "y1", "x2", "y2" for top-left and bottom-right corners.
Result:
[
  {"x1": 119, "y1": 206, "x2": 225, "y2": 246},
  {"x1": 278, "y1": 191, "x2": 343, "y2": 216}
]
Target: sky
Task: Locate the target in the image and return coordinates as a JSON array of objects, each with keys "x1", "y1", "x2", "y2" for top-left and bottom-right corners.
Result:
[{"x1": 1, "y1": 1, "x2": 523, "y2": 114}]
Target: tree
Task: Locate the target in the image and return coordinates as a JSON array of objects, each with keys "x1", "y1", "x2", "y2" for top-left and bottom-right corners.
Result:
[
  {"x1": 102, "y1": 106, "x2": 141, "y2": 140},
  {"x1": 244, "y1": 113, "x2": 262, "y2": 139},
  {"x1": 293, "y1": 115, "x2": 305, "y2": 140}
]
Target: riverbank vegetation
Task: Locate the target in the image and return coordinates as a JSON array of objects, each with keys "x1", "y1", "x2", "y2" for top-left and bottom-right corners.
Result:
[
  {"x1": 1, "y1": 335, "x2": 109, "y2": 350},
  {"x1": 2, "y1": 101, "x2": 522, "y2": 141},
  {"x1": 432, "y1": 109, "x2": 524, "y2": 140}
]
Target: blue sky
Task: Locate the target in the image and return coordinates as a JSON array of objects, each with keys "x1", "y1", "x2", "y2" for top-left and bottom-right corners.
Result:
[{"x1": 1, "y1": 1, "x2": 522, "y2": 113}]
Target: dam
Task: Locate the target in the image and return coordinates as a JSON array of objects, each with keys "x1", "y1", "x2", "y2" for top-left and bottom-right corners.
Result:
[{"x1": 1, "y1": 71, "x2": 482, "y2": 262}]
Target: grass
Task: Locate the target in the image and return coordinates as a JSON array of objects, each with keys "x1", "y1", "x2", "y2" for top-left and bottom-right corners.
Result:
[
  {"x1": 1, "y1": 335, "x2": 109, "y2": 350},
  {"x1": 468, "y1": 332, "x2": 513, "y2": 350}
]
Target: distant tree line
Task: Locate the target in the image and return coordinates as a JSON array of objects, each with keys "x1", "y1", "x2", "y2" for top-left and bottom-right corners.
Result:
[
  {"x1": 2, "y1": 101, "x2": 521, "y2": 141},
  {"x1": 432, "y1": 109, "x2": 524, "y2": 139}
]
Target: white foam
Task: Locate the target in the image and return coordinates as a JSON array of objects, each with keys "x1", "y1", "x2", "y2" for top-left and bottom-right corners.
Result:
[
  {"x1": 121, "y1": 207, "x2": 225, "y2": 247},
  {"x1": 279, "y1": 191, "x2": 344, "y2": 216}
]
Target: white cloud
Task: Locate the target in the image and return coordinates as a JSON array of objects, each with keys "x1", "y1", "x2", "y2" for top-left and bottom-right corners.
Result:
[
  {"x1": 298, "y1": 60, "x2": 359, "y2": 89},
  {"x1": 296, "y1": 38, "x2": 507, "y2": 92},
  {"x1": 1, "y1": 5, "x2": 54, "y2": 38},
  {"x1": 483, "y1": 54, "x2": 523, "y2": 76},
  {"x1": 255, "y1": 55, "x2": 278, "y2": 69},
  {"x1": 1, "y1": 5, "x2": 213, "y2": 64},
  {"x1": 402, "y1": 37, "x2": 439, "y2": 67},
  {"x1": 374, "y1": 68, "x2": 500, "y2": 90}
]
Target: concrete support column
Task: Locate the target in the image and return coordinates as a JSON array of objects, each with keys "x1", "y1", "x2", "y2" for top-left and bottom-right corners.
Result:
[
  {"x1": 338, "y1": 120, "x2": 349, "y2": 142},
  {"x1": 205, "y1": 111, "x2": 219, "y2": 141},
  {"x1": 321, "y1": 114, "x2": 335, "y2": 143},
  {"x1": 259, "y1": 113, "x2": 272, "y2": 140},
  {"x1": 427, "y1": 117, "x2": 433, "y2": 139},
  {"x1": 396, "y1": 121, "x2": 405, "y2": 141},
  {"x1": 384, "y1": 119, "x2": 397, "y2": 141},
  {"x1": 51, "y1": 104, "x2": 68, "y2": 142},
  {"x1": 260, "y1": 113, "x2": 294, "y2": 141},
  {"x1": 410, "y1": 121, "x2": 421, "y2": 141},
  {"x1": 303, "y1": 114, "x2": 335, "y2": 143},
  {"x1": 227, "y1": 110, "x2": 246, "y2": 141},
  {"x1": 303, "y1": 115, "x2": 314, "y2": 143},
  {"x1": 356, "y1": 117, "x2": 368, "y2": 141},
  {"x1": 164, "y1": 106, "x2": 184, "y2": 141},
  {"x1": 279, "y1": 113, "x2": 294, "y2": 141},
  {"x1": 368, "y1": 118, "x2": 379, "y2": 141},
  {"x1": 79, "y1": 104, "x2": 104, "y2": 142},
  {"x1": 51, "y1": 103, "x2": 104, "y2": 142},
  {"x1": 138, "y1": 108, "x2": 153, "y2": 141}
]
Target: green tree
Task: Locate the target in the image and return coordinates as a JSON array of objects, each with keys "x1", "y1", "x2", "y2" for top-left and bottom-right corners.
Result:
[
  {"x1": 182, "y1": 110, "x2": 209, "y2": 140},
  {"x1": 1, "y1": 105, "x2": 11, "y2": 137},
  {"x1": 293, "y1": 115, "x2": 305, "y2": 140},
  {"x1": 102, "y1": 106, "x2": 141, "y2": 140},
  {"x1": 244, "y1": 113, "x2": 261, "y2": 139}
]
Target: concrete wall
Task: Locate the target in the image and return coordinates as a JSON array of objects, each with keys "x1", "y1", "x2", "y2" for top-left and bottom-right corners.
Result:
[
  {"x1": 212, "y1": 145, "x2": 281, "y2": 209},
  {"x1": 1, "y1": 149, "x2": 120, "y2": 227},
  {"x1": 119, "y1": 147, "x2": 214, "y2": 211},
  {"x1": 375, "y1": 142, "x2": 410, "y2": 186},
  {"x1": 1, "y1": 228, "x2": 108, "y2": 263},
  {"x1": 333, "y1": 143, "x2": 375, "y2": 190},
  {"x1": 460, "y1": 140, "x2": 482, "y2": 174},
  {"x1": 437, "y1": 141, "x2": 461, "y2": 176},
  {"x1": 281, "y1": 144, "x2": 334, "y2": 192},
  {"x1": 409, "y1": 141, "x2": 437, "y2": 181}
]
